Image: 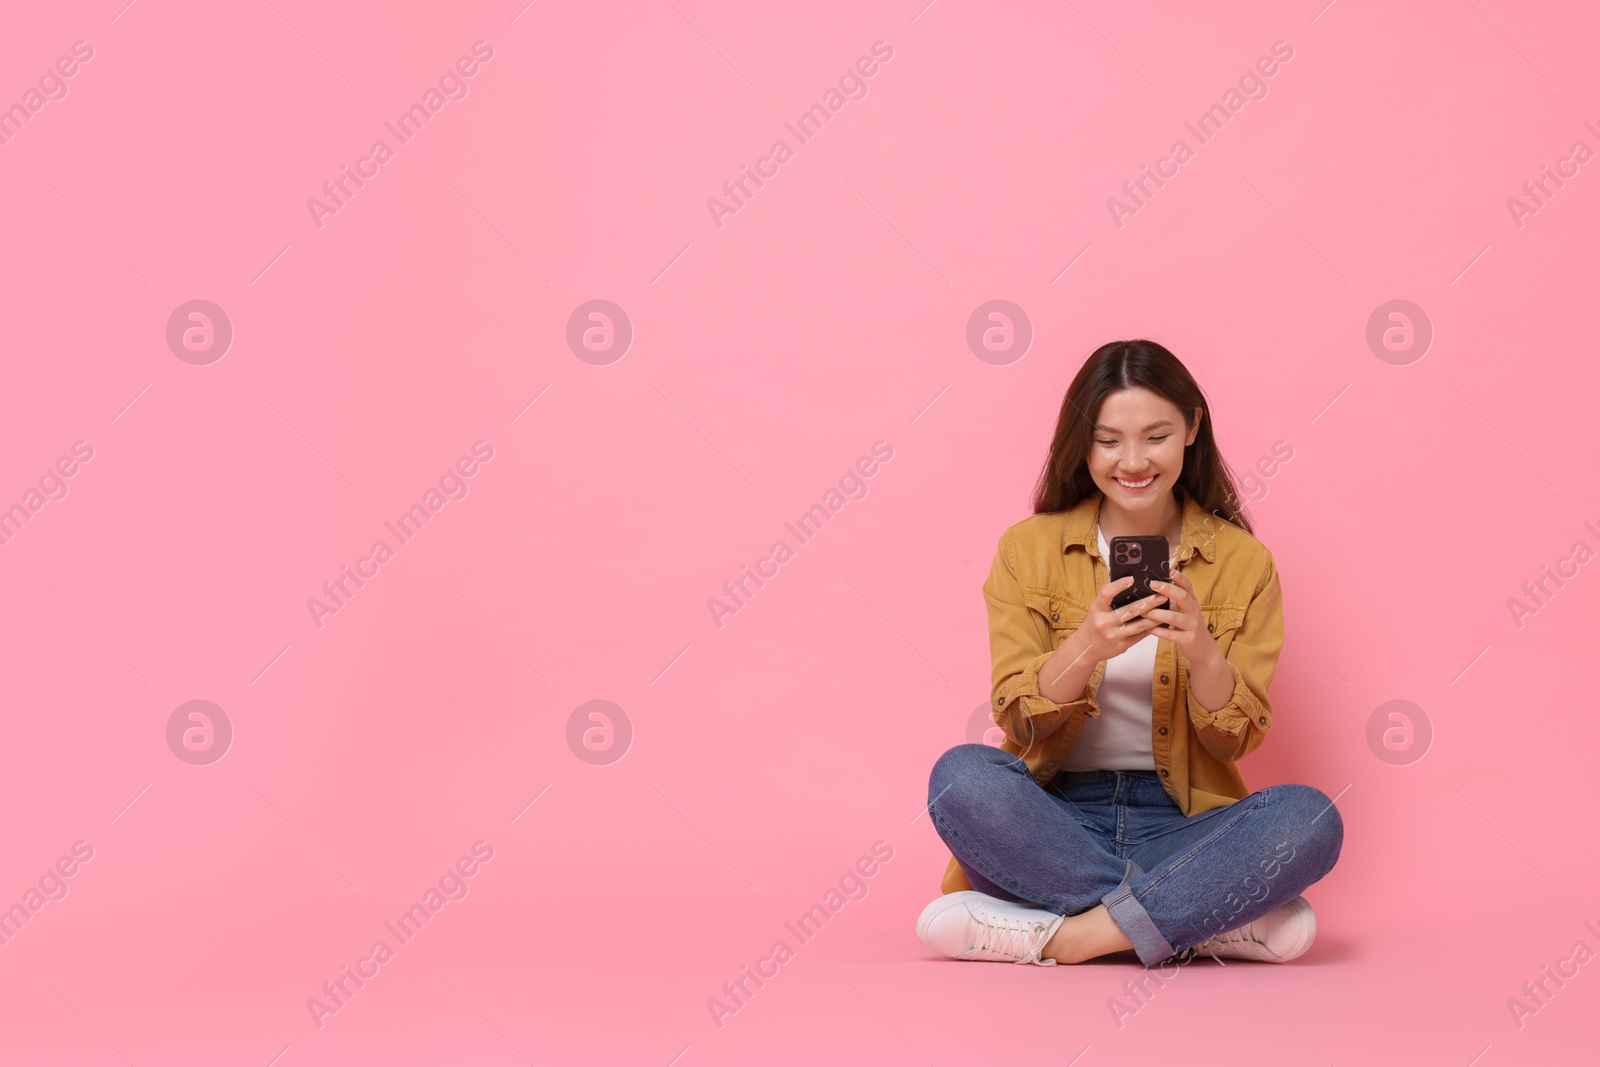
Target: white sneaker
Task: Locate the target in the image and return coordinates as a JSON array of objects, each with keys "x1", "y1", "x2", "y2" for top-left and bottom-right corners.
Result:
[
  {"x1": 1185, "y1": 895, "x2": 1316, "y2": 963},
  {"x1": 915, "y1": 891, "x2": 1067, "y2": 966}
]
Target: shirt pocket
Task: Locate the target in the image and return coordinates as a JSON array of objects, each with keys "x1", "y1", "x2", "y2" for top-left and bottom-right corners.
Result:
[
  {"x1": 1201, "y1": 603, "x2": 1247, "y2": 652},
  {"x1": 1023, "y1": 587, "x2": 1087, "y2": 648}
]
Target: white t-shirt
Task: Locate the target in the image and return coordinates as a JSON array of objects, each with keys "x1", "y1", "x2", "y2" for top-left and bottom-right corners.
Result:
[{"x1": 1061, "y1": 525, "x2": 1159, "y2": 771}]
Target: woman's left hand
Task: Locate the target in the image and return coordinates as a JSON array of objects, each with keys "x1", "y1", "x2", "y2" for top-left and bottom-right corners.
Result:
[{"x1": 1145, "y1": 567, "x2": 1218, "y2": 661}]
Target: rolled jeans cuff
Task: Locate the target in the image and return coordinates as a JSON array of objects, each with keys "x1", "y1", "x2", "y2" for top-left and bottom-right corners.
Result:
[{"x1": 1101, "y1": 859, "x2": 1174, "y2": 967}]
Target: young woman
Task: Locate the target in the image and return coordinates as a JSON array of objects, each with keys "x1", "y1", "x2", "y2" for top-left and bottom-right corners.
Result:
[{"x1": 916, "y1": 339, "x2": 1343, "y2": 968}]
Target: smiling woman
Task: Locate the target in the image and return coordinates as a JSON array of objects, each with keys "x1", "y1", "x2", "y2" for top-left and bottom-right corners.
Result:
[{"x1": 914, "y1": 338, "x2": 1344, "y2": 971}]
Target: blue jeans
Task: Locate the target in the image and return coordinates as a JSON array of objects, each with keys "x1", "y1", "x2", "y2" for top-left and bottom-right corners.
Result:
[{"x1": 928, "y1": 744, "x2": 1344, "y2": 966}]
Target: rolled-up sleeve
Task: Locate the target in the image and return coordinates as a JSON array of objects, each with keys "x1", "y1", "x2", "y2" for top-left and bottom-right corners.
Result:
[
  {"x1": 1186, "y1": 551, "x2": 1284, "y2": 763},
  {"x1": 985, "y1": 529, "x2": 1095, "y2": 746}
]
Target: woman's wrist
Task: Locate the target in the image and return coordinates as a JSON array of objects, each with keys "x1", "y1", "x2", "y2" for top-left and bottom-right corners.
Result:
[
  {"x1": 1184, "y1": 639, "x2": 1234, "y2": 712},
  {"x1": 1039, "y1": 628, "x2": 1097, "y2": 705}
]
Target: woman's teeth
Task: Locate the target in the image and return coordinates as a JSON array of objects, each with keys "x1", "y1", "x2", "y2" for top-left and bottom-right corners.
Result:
[{"x1": 1117, "y1": 475, "x2": 1154, "y2": 488}]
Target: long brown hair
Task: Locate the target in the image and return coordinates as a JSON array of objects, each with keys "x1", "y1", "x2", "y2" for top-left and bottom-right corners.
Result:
[{"x1": 1031, "y1": 339, "x2": 1255, "y2": 534}]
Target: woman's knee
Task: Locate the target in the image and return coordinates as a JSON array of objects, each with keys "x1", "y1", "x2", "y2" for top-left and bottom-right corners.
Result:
[
  {"x1": 1270, "y1": 783, "x2": 1344, "y2": 873},
  {"x1": 928, "y1": 743, "x2": 1026, "y2": 818}
]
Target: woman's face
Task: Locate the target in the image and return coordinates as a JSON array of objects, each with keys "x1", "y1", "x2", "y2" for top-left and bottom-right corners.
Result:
[{"x1": 1086, "y1": 387, "x2": 1201, "y2": 513}]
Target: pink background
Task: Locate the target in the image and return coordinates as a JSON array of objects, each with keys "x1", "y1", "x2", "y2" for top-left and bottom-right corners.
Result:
[{"x1": 2, "y1": 1, "x2": 1597, "y2": 1063}]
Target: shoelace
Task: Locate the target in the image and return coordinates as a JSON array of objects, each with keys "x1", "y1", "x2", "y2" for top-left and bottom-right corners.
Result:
[
  {"x1": 1203, "y1": 923, "x2": 1258, "y2": 947},
  {"x1": 1167, "y1": 943, "x2": 1222, "y2": 967},
  {"x1": 969, "y1": 906, "x2": 1056, "y2": 966},
  {"x1": 1182, "y1": 920, "x2": 1261, "y2": 965}
]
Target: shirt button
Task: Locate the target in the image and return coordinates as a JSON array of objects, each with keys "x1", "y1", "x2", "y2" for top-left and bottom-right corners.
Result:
[
  {"x1": 1160, "y1": 674, "x2": 1169, "y2": 684},
  {"x1": 1258, "y1": 716, "x2": 1268, "y2": 726},
  {"x1": 1207, "y1": 622, "x2": 1214, "y2": 632},
  {"x1": 1051, "y1": 613, "x2": 1060, "y2": 622},
  {"x1": 1158, "y1": 768, "x2": 1169, "y2": 778},
  {"x1": 1158, "y1": 726, "x2": 1168, "y2": 735},
  {"x1": 997, "y1": 697, "x2": 1004, "y2": 707}
]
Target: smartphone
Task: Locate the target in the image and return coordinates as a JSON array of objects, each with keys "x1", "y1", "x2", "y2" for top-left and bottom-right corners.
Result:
[{"x1": 1108, "y1": 536, "x2": 1171, "y2": 611}]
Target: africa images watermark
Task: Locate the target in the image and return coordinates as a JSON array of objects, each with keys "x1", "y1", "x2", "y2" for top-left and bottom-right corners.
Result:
[
  {"x1": 306, "y1": 441, "x2": 496, "y2": 630},
  {"x1": 306, "y1": 40, "x2": 496, "y2": 230},
  {"x1": 1108, "y1": 838, "x2": 1296, "y2": 1029},
  {"x1": 1505, "y1": 916, "x2": 1600, "y2": 1030},
  {"x1": 1505, "y1": 119, "x2": 1600, "y2": 230},
  {"x1": 0, "y1": 440, "x2": 95, "y2": 549},
  {"x1": 0, "y1": 840, "x2": 95, "y2": 949},
  {"x1": 706, "y1": 40, "x2": 896, "y2": 229},
  {"x1": 0, "y1": 39, "x2": 95, "y2": 148},
  {"x1": 705, "y1": 841, "x2": 895, "y2": 1030},
  {"x1": 1106, "y1": 39, "x2": 1296, "y2": 229},
  {"x1": 1506, "y1": 513, "x2": 1600, "y2": 630},
  {"x1": 305, "y1": 840, "x2": 496, "y2": 1029},
  {"x1": 706, "y1": 440, "x2": 895, "y2": 629}
]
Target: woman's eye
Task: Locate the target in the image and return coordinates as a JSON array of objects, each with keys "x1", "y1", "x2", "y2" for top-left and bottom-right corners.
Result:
[
  {"x1": 1096, "y1": 440, "x2": 1116, "y2": 446},
  {"x1": 1150, "y1": 435, "x2": 1170, "y2": 442}
]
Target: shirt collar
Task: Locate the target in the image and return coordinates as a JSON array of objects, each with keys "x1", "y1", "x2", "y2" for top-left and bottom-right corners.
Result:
[{"x1": 1060, "y1": 485, "x2": 1219, "y2": 565}]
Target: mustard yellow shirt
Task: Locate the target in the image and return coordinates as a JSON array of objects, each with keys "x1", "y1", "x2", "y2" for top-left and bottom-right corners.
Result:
[{"x1": 939, "y1": 487, "x2": 1285, "y2": 895}]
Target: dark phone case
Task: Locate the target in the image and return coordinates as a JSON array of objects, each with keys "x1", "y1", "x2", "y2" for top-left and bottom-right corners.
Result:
[{"x1": 1108, "y1": 536, "x2": 1172, "y2": 610}]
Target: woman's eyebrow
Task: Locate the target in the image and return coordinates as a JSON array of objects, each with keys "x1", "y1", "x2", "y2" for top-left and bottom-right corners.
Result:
[{"x1": 1093, "y1": 419, "x2": 1174, "y2": 433}]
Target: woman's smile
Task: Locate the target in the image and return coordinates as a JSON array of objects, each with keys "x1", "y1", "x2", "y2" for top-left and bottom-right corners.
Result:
[{"x1": 1115, "y1": 474, "x2": 1157, "y2": 492}]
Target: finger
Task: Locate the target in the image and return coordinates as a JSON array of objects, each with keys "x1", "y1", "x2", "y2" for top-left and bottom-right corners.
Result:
[
  {"x1": 1119, "y1": 610, "x2": 1162, "y2": 630},
  {"x1": 1130, "y1": 617, "x2": 1163, "y2": 637},
  {"x1": 1150, "y1": 579, "x2": 1188, "y2": 609},
  {"x1": 1128, "y1": 590, "x2": 1168, "y2": 615},
  {"x1": 1096, "y1": 575, "x2": 1136, "y2": 609},
  {"x1": 1099, "y1": 584, "x2": 1137, "y2": 617},
  {"x1": 1130, "y1": 588, "x2": 1166, "y2": 613}
]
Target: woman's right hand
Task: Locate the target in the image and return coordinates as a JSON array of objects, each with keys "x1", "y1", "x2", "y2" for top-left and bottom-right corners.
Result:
[
  {"x1": 1035, "y1": 576, "x2": 1171, "y2": 710},
  {"x1": 1078, "y1": 576, "x2": 1168, "y2": 663}
]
